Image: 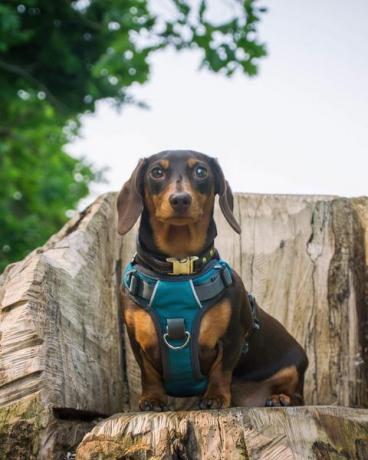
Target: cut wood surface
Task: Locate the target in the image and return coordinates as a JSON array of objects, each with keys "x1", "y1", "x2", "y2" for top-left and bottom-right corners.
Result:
[
  {"x1": 1, "y1": 192, "x2": 368, "y2": 458},
  {"x1": 0, "y1": 193, "x2": 125, "y2": 458},
  {"x1": 76, "y1": 406, "x2": 368, "y2": 460}
]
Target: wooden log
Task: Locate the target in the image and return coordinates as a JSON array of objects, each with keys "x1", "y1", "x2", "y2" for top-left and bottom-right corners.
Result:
[
  {"x1": 1, "y1": 192, "x2": 368, "y2": 457},
  {"x1": 122, "y1": 194, "x2": 368, "y2": 409},
  {"x1": 75, "y1": 406, "x2": 368, "y2": 459},
  {"x1": 0, "y1": 193, "x2": 126, "y2": 458}
]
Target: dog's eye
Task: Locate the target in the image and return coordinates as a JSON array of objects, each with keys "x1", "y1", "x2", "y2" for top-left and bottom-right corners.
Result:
[
  {"x1": 194, "y1": 165, "x2": 208, "y2": 179},
  {"x1": 150, "y1": 167, "x2": 165, "y2": 179}
]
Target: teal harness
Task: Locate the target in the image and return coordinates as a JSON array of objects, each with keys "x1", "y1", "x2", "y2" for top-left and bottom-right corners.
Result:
[{"x1": 123, "y1": 258, "x2": 233, "y2": 397}]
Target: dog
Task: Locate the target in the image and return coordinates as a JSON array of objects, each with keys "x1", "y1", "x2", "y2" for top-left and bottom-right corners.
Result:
[{"x1": 117, "y1": 150, "x2": 308, "y2": 411}]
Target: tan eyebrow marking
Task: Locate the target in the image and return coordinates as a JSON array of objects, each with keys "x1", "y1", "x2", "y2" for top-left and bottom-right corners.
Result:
[
  {"x1": 187, "y1": 158, "x2": 198, "y2": 168},
  {"x1": 159, "y1": 159, "x2": 170, "y2": 169}
]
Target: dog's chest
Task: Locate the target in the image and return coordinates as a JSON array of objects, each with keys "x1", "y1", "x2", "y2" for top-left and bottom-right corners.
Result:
[{"x1": 122, "y1": 259, "x2": 233, "y2": 397}]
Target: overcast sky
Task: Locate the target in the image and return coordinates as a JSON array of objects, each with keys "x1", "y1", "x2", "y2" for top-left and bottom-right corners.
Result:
[{"x1": 67, "y1": 0, "x2": 368, "y2": 203}]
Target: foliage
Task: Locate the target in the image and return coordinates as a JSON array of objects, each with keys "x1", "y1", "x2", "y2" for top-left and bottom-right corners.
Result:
[{"x1": 0, "y1": 0, "x2": 266, "y2": 271}]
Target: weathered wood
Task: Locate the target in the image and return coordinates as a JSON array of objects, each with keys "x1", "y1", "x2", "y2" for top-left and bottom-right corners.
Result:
[
  {"x1": 122, "y1": 194, "x2": 368, "y2": 409},
  {"x1": 75, "y1": 406, "x2": 368, "y2": 459},
  {"x1": 0, "y1": 193, "x2": 125, "y2": 457},
  {"x1": 1, "y1": 192, "x2": 368, "y2": 458},
  {"x1": 0, "y1": 394, "x2": 94, "y2": 460},
  {"x1": 223, "y1": 194, "x2": 368, "y2": 408}
]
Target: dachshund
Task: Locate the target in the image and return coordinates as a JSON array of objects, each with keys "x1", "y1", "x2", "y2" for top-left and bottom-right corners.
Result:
[{"x1": 117, "y1": 150, "x2": 308, "y2": 411}]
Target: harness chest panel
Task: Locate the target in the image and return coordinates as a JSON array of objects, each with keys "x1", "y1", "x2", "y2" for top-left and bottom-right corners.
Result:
[{"x1": 123, "y1": 259, "x2": 233, "y2": 397}]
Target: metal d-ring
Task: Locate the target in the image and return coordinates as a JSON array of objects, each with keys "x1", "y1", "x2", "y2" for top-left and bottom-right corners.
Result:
[{"x1": 163, "y1": 331, "x2": 191, "y2": 350}]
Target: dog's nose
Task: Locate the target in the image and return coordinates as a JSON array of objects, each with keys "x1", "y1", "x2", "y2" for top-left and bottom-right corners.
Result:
[{"x1": 169, "y1": 192, "x2": 192, "y2": 212}]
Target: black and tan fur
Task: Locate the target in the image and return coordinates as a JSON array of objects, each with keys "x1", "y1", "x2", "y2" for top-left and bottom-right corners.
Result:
[{"x1": 117, "y1": 150, "x2": 308, "y2": 411}]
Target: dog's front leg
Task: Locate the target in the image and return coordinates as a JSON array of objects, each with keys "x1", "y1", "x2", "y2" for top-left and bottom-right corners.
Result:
[
  {"x1": 138, "y1": 351, "x2": 168, "y2": 411},
  {"x1": 198, "y1": 299, "x2": 242, "y2": 409},
  {"x1": 123, "y1": 300, "x2": 168, "y2": 411},
  {"x1": 198, "y1": 343, "x2": 233, "y2": 409}
]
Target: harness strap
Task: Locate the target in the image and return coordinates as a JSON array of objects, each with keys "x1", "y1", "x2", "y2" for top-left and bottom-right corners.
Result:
[
  {"x1": 128, "y1": 273, "x2": 153, "y2": 300},
  {"x1": 242, "y1": 293, "x2": 261, "y2": 354},
  {"x1": 195, "y1": 264, "x2": 232, "y2": 300},
  {"x1": 167, "y1": 318, "x2": 186, "y2": 340},
  {"x1": 127, "y1": 264, "x2": 231, "y2": 305}
]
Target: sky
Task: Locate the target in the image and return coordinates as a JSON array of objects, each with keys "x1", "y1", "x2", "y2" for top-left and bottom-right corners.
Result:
[{"x1": 67, "y1": 0, "x2": 368, "y2": 203}]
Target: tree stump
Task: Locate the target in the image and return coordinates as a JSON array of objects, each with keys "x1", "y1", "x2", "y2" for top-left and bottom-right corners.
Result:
[
  {"x1": 75, "y1": 406, "x2": 368, "y2": 460},
  {"x1": 1, "y1": 192, "x2": 368, "y2": 458}
]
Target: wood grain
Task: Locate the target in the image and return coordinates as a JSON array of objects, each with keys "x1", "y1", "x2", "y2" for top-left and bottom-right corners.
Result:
[
  {"x1": 76, "y1": 406, "x2": 368, "y2": 460},
  {"x1": 122, "y1": 194, "x2": 368, "y2": 408},
  {"x1": 1, "y1": 192, "x2": 368, "y2": 458},
  {"x1": 0, "y1": 194, "x2": 125, "y2": 457}
]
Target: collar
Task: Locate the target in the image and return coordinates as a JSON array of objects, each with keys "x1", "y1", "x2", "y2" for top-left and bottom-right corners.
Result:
[{"x1": 134, "y1": 241, "x2": 218, "y2": 275}]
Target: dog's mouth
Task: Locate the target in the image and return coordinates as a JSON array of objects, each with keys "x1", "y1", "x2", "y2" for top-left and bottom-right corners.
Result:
[
  {"x1": 157, "y1": 207, "x2": 204, "y2": 226},
  {"x1": 158, "y1": 214, "x2": 197, "y2": 226}
]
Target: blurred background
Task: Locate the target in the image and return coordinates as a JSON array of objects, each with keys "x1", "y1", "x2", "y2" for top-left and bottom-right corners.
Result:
[{"x1": 1, "y1": 0, "x2": 367, "y2": 271}]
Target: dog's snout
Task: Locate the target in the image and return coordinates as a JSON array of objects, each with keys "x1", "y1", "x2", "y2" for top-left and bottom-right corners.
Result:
[{"x1": 169, "y1": 192, "x2": 192, "y2": 212}]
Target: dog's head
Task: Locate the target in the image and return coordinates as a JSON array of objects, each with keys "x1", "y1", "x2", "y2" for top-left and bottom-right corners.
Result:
[{"x1": 117, "y1": 150, "x2": 241, "y2": 237}]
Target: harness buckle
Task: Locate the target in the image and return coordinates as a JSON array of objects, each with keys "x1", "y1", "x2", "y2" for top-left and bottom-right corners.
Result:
[
  {"x1": 166, "y1": 256, "x2": 199, "y2": 275},
  {"x1": 253, "y1": 319, "x2": 261, "y2": 331}
]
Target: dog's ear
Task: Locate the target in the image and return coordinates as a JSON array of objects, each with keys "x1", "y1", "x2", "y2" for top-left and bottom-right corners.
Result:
[
  {"x1": 211, "y1": 158, "x2": 241, "y2": 234},
  {"x1": 117, "y1": 158, "x2": 147, "y2": 235}
]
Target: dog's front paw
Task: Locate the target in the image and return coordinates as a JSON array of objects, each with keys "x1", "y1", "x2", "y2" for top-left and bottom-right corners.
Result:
[
  {"x1": 265, "y1": 393, "x2": 291, "y2": 407},
  {"x1": 199, "y1": 394, "x2": 230, "y2": 410},
  {"x1": 139, "y1": 397, "x2": 168, "y2": 412}
]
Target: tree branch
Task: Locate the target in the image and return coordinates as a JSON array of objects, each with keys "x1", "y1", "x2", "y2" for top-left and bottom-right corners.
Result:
[{"x1": 0, "y1": 59, "x2": 68, "y2": 113}]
